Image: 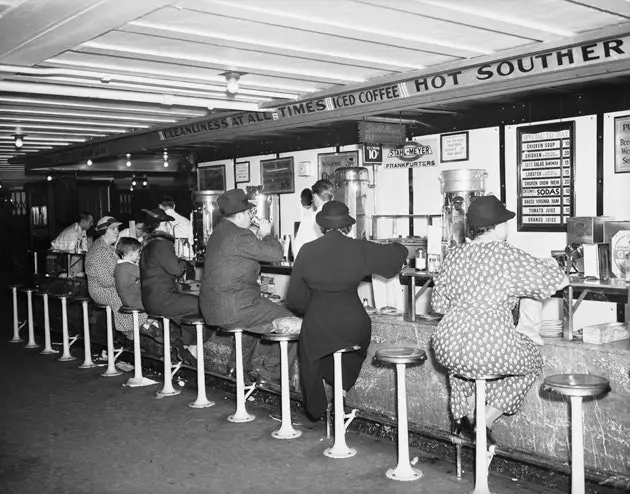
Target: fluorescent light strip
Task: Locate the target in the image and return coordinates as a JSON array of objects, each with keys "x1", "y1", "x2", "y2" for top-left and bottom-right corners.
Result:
[
  {"x1": 131, "y1": 20, "x2": 424, "y2": 70},
  {"x1": 2, "y1": 107, "x2": 178, "y2": 123},
  {"x1": 0, "y1": 96, "x2": 207, "y2": 117},
  {"x1": 0, "y1": 123, "x2": 127, "y2": 132},
  {"x1": 82, "y1": 42, "x2": 368, "y2": 82},
  {"x1": 0, "y1": 117, "x2": 150, "y2": 128},
  {"x1": 0, "y1": 136, "x2": 84, "y2": 142},
  {"x1": 0, "y1": 130, "x2": 106, "y2": 137},
  {"x1": 50, "y1": 58, "x2": 322, "y2": 93}
]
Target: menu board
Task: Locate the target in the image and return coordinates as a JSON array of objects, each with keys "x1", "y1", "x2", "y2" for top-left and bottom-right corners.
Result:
[
  {"x1": 318, "y1": 151, "x2": 358, "y2": 188},
  {"x1": 260, "y1": 157, "x2": 295, "y2": 194},
  {"x1": 517, "y1": 122, "x2": 574, "y2": 232}
]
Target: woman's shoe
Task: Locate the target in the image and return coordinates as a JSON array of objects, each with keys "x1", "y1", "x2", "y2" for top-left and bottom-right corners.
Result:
[
  {"x1": 486, "y1": 427, "x2": 497, "y2": 446},
  {"x1": 451, "y1": 416, "x2": 475, "y2": 442}
]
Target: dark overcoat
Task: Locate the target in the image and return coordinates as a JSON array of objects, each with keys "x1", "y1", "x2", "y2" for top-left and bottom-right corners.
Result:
[{"x1": 287, "y1": 231, "x2": 407, "y2": 419}]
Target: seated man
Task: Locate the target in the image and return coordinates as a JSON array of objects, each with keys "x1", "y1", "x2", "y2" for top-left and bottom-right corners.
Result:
[
  {"x1": 51, "y1": 211, "x2": 93, "y2": 252},
  {"x1": 199, "y1": 189, "x2": 296, "y2": 388}
]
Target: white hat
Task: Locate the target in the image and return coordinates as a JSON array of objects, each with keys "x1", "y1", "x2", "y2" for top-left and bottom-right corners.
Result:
[{"x1": 96, "y1": 216, "x2": 122, "y2": 231}]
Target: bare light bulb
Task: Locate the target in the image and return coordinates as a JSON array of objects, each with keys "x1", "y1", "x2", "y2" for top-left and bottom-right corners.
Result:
[
  {"x1": 14, "y1": 135, "x2": 24, "y2": 148},
  {"x1": 131, "y1": 179, "x2": 137, "y2": 186},
  {"x1": 226, "y1": 76, "x2": 239, "y2": 94},
  {"x1": 126, "y1": 160, "x2": 131, "y2": 167},
  {"x1": 163, "y1": 160, "x2": 169, "y2": 168},
  {"x1": 142, "y1": 179, "x2": 148, "y2": 187},
  {"x1": 87, "y1": 159, "x2": 93, "y2": 166},
  {"x1": 129, "y1": 185, "x2": 134, "y2": 191},
  {"x1": 46, "y1": 175, "x2": 52, "y2": 181}
]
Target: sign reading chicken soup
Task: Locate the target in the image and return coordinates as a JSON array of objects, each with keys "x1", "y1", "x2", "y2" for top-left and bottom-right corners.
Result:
[{"x1": 517, "y1": 122, "x2": 575, "y2": 232}]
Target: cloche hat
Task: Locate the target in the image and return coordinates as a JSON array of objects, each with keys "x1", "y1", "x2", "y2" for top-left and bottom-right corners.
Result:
[
  {"x1": 316, "y1": 201, "x2": 356, "y2": 229},
  {"x1": 95, "y1": 216, "x2": 122, "y2": 231},
  {"x1": 467, "y1": 195, "x2": 515, "y2": 228},
  {"x1": 142, "y1": 208, "x2": 175, "y2": 222},
  {"x1": 217, "y1": 189, "x2": 255, "y2": 215}
]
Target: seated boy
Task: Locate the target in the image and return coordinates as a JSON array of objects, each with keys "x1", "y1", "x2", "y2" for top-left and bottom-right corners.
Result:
[{"x1": 115, "y1": 238, "x2": 161, "y2": 341}]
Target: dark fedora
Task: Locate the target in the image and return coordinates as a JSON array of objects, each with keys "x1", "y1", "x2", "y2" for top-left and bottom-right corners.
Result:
[
  {"x1": 142, "y1": 208, "x2": 175, "y2": 222},
  {"x1": 217, "y1": 189, "x2": 255, "y2": 215},
  {"x1": 467, "y1": 195, "x2": 515, "y2": 228},
  {"x1": 316, "y1": 201, "x2": 356, "y2": 229}
]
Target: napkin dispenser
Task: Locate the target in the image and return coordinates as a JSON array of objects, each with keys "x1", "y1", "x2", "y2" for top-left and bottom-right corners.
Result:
[{"x1": 582, "y1": 243, "x2": 610, "y2": 280}]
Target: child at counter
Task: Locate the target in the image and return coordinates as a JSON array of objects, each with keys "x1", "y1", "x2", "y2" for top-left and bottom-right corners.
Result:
[{"x1": 115, "y1": 237, "x2": 144, "y2": 311}]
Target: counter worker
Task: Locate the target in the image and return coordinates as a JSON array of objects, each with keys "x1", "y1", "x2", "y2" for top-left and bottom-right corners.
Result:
[
  {"x1": 140, "y1": 208, "x2": 207, "y2": 361},
  {"x1": 199, "y1": 189, "x2": 296, "y2": 390},
  {"x1": 293, "y1": 179, "x2": 335, "y2": 257},
  {"x1": 118, "y1": 213, "x2": 145, "y2": 244},
  {"x1": 431, "y1": 195, "x2": 568, "y2": 445},
  {"x1": 287, "y1": 201, "x2": 408, "y2": 420},
  {"x1": 51, "y1": 211, "x2": 93, "y2": 252},
  {"x1": 158, "y1": 196, "x2": 194, "y2": 245}
]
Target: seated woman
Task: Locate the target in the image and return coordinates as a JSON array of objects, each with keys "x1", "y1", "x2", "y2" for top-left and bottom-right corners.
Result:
[
  {"x1": 287, "y1": 201, "x2": 408, "y2": 420},
  {"x1": 85, "y1": 216, "x2": 148, "y2": 339},
  {"x1": 140, "y1": 209, "x2": 209, "y2": 360},
  {"x1": 431, "y1": 195, "x2": 568, "y2": 444}
]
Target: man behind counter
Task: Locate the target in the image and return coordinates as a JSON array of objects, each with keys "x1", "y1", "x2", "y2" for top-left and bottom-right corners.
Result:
[
  {"x1": 51, "y1": 211, "x2": 94, "y2": 252},
  {"x1": 199, "y1": 189, "x2": 296, "y2": 389}
]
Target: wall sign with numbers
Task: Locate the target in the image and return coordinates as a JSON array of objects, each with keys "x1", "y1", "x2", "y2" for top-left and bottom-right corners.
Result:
[
  {"x1": 260, "y1": 157, "x2": 295, "y2": 194},
  {"x1": 517, "y1": 122, "x2": 574, "y2": 232}
]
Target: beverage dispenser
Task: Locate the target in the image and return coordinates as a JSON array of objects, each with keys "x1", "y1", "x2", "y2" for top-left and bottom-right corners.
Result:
[
  {"x1": 439, "y1": 169, "x2": 487, "y2": 256},
  {"x1": 246, "y1": 186, "x2": 280, "y2": 237},
  {"x1": 333, "y1": 166, "x2": 370, "y2": 239},
  {"x1": 191, "y1": 190, "x2": 223, "y2": 257}
]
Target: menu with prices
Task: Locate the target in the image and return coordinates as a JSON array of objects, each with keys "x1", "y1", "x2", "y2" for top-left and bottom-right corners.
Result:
[{"x1": 517, "y1": 122, "x2": 574, "y2": 232}]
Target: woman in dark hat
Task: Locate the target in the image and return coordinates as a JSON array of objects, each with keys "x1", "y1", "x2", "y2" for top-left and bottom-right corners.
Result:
[
  {"x1": 431, "y1": 195, "x2": 568, "y2": 444},
  {"x1": 140, "y1": 208, "x2": 208, "y2": 360},
  {"x1": 287, "y1": 201, "x2": 408, "y2": 420}
]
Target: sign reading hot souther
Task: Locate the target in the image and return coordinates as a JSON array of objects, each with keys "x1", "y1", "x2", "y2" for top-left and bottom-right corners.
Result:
[{"x1": 517, "y1": 122, "x2": 575, "y2": 232}]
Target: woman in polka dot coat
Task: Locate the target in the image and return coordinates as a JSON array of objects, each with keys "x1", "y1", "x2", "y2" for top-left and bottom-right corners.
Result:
[{"x1": 431, "y1": 196, "x2": 567, "y2": 441}]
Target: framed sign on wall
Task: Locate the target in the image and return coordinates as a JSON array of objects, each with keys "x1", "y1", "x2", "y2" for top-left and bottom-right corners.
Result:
[
  {"x1": 614, "y1": 116, "x2": 630, "y2": 173},
  {"x1": 317, "y1": 150, "x2": 359, "y2": 188},
  {"x1": 198, "y1": 165, "x2": 226, "y2": 191},
  {"x1": 517, "y1": 121, "x2": 575, "y2": 232},
  {"x1": 234, "y1": 161, "x2": 250, "y2": 183},
  {"x1": 440, "y1": 131, "x2": 469, "y2": 162},
  {"x1": 260, "y1": 157, "x2": 294, "y2": 194}
]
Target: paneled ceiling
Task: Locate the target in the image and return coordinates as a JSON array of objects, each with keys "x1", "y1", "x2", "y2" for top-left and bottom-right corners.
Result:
[{"x1": 1, "y1": 0, "x2": 630, "y2": 183}]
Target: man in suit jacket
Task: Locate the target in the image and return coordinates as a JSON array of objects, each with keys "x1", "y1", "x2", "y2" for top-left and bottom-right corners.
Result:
[{"x1": 199, "y1": 189, "x2": 295, "y2": 388}]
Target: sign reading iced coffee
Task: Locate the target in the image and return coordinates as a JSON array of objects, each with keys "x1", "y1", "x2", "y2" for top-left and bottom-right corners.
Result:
[{"x1": 517, "y1": 122, "x2": 575, "y2": 232}]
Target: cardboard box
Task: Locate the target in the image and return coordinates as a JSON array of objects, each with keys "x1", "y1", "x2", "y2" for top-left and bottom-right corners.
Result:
[
  {"x1": 582, "y1": 322, "x2": 629, "y2": 345},
  {"x1": 603, "y1": 221, "x2": 630, "y2": 278}
]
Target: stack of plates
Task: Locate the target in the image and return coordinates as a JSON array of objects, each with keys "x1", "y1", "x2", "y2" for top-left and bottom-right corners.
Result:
[{"x1": 541, "y1": 319, "x2": 563, "y2": 339}]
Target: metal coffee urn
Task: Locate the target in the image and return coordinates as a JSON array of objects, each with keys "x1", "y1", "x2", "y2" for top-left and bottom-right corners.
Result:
[
  {"x1": 333, "y1": 166, "x2": 370, "y2": 239},
  {"x1": 191, "y1": 190, "x2": 223, "y2": 257},
  {"x1": 439, "y1": 169, "x2": 488, "y2": 255},
  {"x1": 246, "y1": 186, "x2": 280, "y2": 237}
]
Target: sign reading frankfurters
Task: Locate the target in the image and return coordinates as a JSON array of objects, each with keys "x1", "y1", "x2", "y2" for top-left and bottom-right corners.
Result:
[
  {"x1": 155, "y1": 36, "x2": 627, "y2": 144},
  {"x1": 517, "y1": 122, "x2": 574, "y2": 232}
]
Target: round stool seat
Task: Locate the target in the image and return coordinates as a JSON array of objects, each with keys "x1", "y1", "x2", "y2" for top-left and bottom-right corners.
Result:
[
  {"x1": 8, "y1": 284, "x2": 23, "y2": 289},
  {"x1": 220, "y1": 326, "x2": 244, "y2": 334},
  {"x1": 94, "y1": 303, "x2": 110, "y2": 310},
  {"x1": 375, "y1": 346, "x2": 426, "y2": 365},
  {"x1": 337, "y1": 344, "x2": 361, "y2": 354},
  {"x1": 262, "y1": 332, "x2": 300, "y2": 342},
  {"x1": 180, "y1": 315, "x2": 205, "y2": 326},
  {"x1": 53, "y1": 293, "x2": 71, "y2": 300},
  {"x1": 19, "y1": 287, "x2": 35, "y2": 293},
  {"x1": 119, "y1": 305, "x2": 145, "y2": 314},
  {"x1": 544, "y1": 373, "x2": 610, "y2": 397},
  {"x1": 33, "y1": 289, "x2": 49, "y2": 296},
  {"x1": 72, "y1": 296, "x2": 91, "y2": 302},
  {"x1": 455, "y1": 372, "x2": 502, "y2": 381}
]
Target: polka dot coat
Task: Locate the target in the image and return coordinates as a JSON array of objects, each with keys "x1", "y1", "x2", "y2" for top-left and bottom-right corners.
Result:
[{"x1": 431, "y1": 241, "x2": 565, "y2": 420}]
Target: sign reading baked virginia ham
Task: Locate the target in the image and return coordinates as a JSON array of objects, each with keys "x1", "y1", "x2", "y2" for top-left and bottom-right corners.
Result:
[{"x1": 517, "y1": 122, "x2": 575, "y2": 232}]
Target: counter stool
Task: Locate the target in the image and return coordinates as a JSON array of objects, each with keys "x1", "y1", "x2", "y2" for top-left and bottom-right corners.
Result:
[
  {"x1": 221, "y1": 327, "x2": 256, "y2": 423},
  {"x1": 9, "y1": 284, "x2": 24, "y2": 343},
  {"x1": 181, "y1": 316, "x2": 215, "y2": 408},
  {"x1": 324, "y1": 345, "x2": 361, "y2": 459},
  {"x1": 119, "y1": 306, "x2": 158, "y2": 388},
  {"x1": 375, "y1": 347, "x2": 427, "y2": 481},
  {"x1": 72, "y1": 296, "x2": 96, "y2": 369},
  {"x1": 262, "y1": 331, "x2": 301, "y2": 439},
  {"x1": 454, "y1": 373, "x2": 501, "y2": 494},
  {"x1": 55, "y1": 294, "x2": 77, "y2": 362},
  {"x1": 95, "y1": 304, "x2": 122, "y2": 377},
  {"x1": 34, "y1": 289, "x2": 58, "y2": 355},
  {"x1": 543, "y1": 374, "x2": 610, "y2": 494},
  {"x1": 149, "y1": 314, "x2": 181, "y2": 399},
  {"x1": 20, "y1": 287, "x2": 39, "y2": 349}
]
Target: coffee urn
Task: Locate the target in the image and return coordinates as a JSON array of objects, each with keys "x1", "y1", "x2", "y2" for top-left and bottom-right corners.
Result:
[
  {"x1": 439, "y1": 169, "x2": 488, "y2": 256},
  {"x1": 333, "y1": 166, "x2": 370, "y2": 239},
  {"x1": 191, "y1": 190, "x2": 223, "y2": 257}
]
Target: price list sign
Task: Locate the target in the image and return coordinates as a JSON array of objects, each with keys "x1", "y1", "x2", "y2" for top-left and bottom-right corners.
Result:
[{"x1": 517, "y1": 122, "x2": 574, "y2": 232}]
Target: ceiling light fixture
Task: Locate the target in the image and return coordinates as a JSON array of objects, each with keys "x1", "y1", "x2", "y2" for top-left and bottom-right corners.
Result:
[
  {"x1": 220, "y1": 71, "x2": 246, "y2": 95},
  {"x1": 131, "y1": 177, "x2": 137, "y2": 186},
  {"x1": 142, "y1": 177, "x2": 148, "y2": 187},
  {"x1": 13, "y1": 134, "x2": 24, "y2": 148},
  {"x1": 126, "y1": 153, "x2": 132, "y2": 167},
  {"x1": 46, "y1": 175, "x2": 52, "y2": 181},
  {"x1": 87, "y1": 159, "x2": 93, "y2": 166}
]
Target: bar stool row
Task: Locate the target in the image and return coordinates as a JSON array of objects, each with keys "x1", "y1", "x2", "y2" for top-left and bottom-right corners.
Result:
[{"x1": 7, "y1": 284, "x2": 610, "y2": 492}]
